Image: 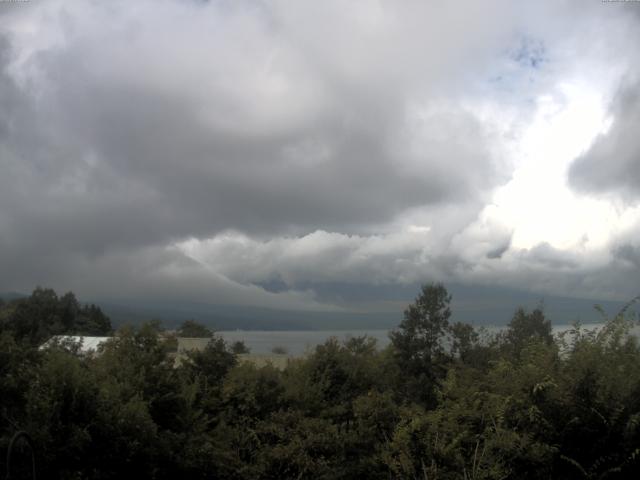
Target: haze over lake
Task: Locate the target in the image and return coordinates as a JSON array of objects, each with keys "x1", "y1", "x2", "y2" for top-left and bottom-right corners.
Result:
[{"x1": 218, "y1": 323, "x2": 630, "y2": 355}]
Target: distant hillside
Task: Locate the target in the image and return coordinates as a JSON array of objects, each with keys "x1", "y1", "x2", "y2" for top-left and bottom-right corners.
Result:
[
  {"x1": 4, "y1": 285, "x2": 630, "y2": 331},
  {"x1": 447, "y1": 284, "x2": 628, "y2": 326},
  {"x1": 95, "y1": 284, "x2": 630, "y2": 331},
  {"x1": 0, "y1": 291, "x2": 27, "y2": 301},
  {"x1": 98, "y1": 301, "x2": 400, "y2": 331}
]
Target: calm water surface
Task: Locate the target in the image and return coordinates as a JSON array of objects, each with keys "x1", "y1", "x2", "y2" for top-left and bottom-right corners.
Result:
[
  {"x1": 218, "y1": 329, "x2": 391, "y2": 355},
  {"x1": 218, "y1": 323, "x2": 627, "y2": 355}
]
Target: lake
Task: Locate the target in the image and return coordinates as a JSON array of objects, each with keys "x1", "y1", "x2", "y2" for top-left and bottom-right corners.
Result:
[
  {"x1": 218, "y1": 329, "x2": 391, "y2": 355},
  {"x1": 217, "y1": 323, "x2": 629, "y2": 355}
]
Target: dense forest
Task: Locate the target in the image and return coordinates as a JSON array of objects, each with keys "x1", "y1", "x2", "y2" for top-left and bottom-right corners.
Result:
[{"x1": 1, "y1": 285, "x2": 639, "y2": 479}]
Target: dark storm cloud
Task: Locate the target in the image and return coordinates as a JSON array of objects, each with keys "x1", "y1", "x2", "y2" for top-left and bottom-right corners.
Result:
[
  {"x1": 0, "y1": 0, "x2": 503, "y2": 256},
  {"x1": 518, "y1": 243, "x2": 579, "y2": 269},
  {"x1": 486, "y1": 242, "x2": 510, "y2": 260},
  {"x1": 612, "y1": 243, "x2": 640, "y2": 269},
  {"x1": 0, "y1": 0, "x2": 517, "y2": 306},
  {"x1": 569, "y1": 80, "x2": 640, "y2": 200}
]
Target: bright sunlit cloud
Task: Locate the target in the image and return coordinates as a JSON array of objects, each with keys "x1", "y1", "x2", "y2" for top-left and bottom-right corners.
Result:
[{"x1": 488, "y1": 81, "x2": 622, "y2": 251}]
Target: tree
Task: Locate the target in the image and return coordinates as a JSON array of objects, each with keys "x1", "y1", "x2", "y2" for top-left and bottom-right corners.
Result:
[
  {"x1": 222, "y1": 363, "x2": 286, "y2": 421},
  {"x1": 181, "y1": 336, "x2": 237, "y2": 389},
  {"x1": 505, "y1": 306, "x2": 553, "y2": 357},
  {"x1": 0, "y1": 288, "x2": 112, "y2": 346},
  {"x1": 76, "y1": 304, "x2": 113, "y2": 335},
  {"x1": 389, "y1": 283, "x2": 452, "y2": 406},
  {"x1": 177, "y1": 319, "x2": 213, "y2": 338},
  {"x1": 231, "y1": 340, "x2": 250, "y2": 354},
  {"x1": 450, "y1": 321, "x2": 479, "y2": 363},
  {"x1": 6, "y1": 287, "x2": 62, "y2": 345}
]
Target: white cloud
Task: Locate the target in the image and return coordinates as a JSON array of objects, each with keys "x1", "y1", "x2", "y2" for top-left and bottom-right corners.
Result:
[{"x1": 1, "y1": 0, "x2": 640, "y2": 309}]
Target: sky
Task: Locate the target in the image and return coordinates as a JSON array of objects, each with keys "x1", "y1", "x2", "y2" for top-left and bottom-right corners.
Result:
[{"x1": 1, "y1": 0, "x2": 640, "y2": 316}]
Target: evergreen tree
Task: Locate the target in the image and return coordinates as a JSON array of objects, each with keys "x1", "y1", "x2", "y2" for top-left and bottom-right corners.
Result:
[{"x1": 389, "y1": 283, "x2": 452, "y2": 406}]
